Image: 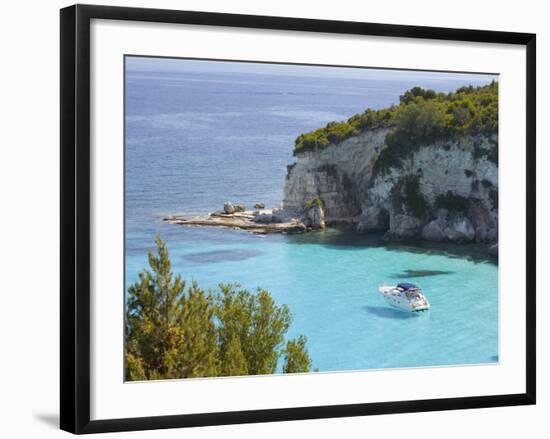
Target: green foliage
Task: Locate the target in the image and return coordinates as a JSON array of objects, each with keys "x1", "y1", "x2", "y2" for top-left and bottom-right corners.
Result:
[
  {"x1": 347, "y1": 107, "x2": 396, "y2": 132},
  {"x1": 215, "y1": 284, "x2": 292, "y2": 376},
  {"x1": 434, "y1": 191, "x2": 470, "y2": 213},
  {"x1": 294, "y1": 107, "x2": 396, "y2": 154},
  {"x1": 283, "y1": 335, "x2": 312, "y2": 373},
  {"x1": 306, "y1": 197, "x2": 325, "y2": 209},
  {"x1": 293, "y1": 82, "x2": 499, "y2": 174},
  {"x1": 391, "y1": 175, "x2": 430, "y2": 218},
  {"x1": 125, "y1": 236, "x2": 219, "y2": 380},
  {"x1": 125, "y1": 352, "x2": 147, "y2": 381},
  {"x1": 399, "y1": 86, "x2": 437, "y2": 104},
  {"x1": 125, "y1": 237, "x2": 311, "y2": 381},
  {"x1": 373, "y1": 99, "x2": 450, "y2": 174},
  {"x1": 222, "y1": 336, "x2": 248, "y2": 376},
  {"x1": 374, "y1": 82, "x2": 498, "y2": 175},
  {"x1": 295, "y1": 121, "x2": 358, "y2": 153}
]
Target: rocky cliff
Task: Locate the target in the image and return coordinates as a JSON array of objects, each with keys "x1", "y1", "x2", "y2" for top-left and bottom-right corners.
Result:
[{"x1": 283, "y1": 129, "x2": 498, "y2": 245}]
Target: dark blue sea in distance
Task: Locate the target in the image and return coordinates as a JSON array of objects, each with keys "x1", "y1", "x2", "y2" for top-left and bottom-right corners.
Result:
[{"x1": 125, "y1": 57, "x2": 498, "y2": 372}]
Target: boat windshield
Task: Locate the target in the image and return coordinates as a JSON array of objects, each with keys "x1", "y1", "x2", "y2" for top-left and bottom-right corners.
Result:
[
  {"x1": 397, "y1": 282, "x2": 418, "y2": 291},
  {"x1": 405, "y1": 290, "x2": 421, "y2": 299}
]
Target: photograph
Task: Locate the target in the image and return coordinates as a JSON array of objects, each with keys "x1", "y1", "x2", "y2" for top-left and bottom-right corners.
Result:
[
  {"x1": 124, "y1": 56, "x2": 499, "y2": 381},
  {"x1": 0, "y1": 0, "x2": 542, "y2": 436}
]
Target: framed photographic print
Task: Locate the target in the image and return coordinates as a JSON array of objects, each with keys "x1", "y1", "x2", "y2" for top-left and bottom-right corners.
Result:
[{"x1": 60, "y1": 4, "x2": 536, "y2": 434}]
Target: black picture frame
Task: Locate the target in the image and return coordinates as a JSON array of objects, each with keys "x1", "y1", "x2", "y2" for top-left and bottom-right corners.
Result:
[{"x1": 60, "y1": 4, "x2": 536, "y2": 434}]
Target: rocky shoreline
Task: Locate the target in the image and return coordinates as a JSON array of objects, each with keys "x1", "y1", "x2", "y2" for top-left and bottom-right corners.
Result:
[
  {"x1": 164, "y1": 83, "x2": 500, "y2": 257},
  {"x1": 282, "y1": 129, "x2": 498, "y2": 257},
  {"x1": 163, "y1": 200, "x2": 497, "y2": 256},
  {"x1": 163, "y1": 202, "x2": 324, "y2": 235}
]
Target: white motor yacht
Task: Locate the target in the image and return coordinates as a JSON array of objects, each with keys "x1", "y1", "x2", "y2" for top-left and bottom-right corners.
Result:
[{"x1": 378, "y1": 282, "x2": 430, "y2": 312}]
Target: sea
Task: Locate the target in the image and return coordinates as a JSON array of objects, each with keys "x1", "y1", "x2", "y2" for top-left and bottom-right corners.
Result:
[{"x1": 125, "y1": 57, "x2": 499, "y2": 372}]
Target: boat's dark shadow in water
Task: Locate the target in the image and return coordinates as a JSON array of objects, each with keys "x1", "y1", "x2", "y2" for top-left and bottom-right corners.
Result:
[
  {"x1": 364, "y1": 305, "x2": 426, "y2": 320},
  {"x1": 284, "y1": 227, "x2": 497, "y2": 265},
  {"x1": 390, "y1": 269, "x2": 455, "y2": 278}
]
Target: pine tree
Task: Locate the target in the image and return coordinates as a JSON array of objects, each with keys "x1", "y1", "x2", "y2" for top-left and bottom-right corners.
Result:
[
  {"x1": 125, "y1": 236, "x2": 219, "y2": 380},
  {"x1": 245, "y1": 289, "x2": 291, "y2": 375},
  {"x1": 221, "y1": 335, "x2": 248, "y2": 376},
  {"x1": 125, "y1": 352, "x2": 147, "y2": 381},
  {"x1": 214, "y1": 285, "x2": 291, "y2": 375},
  {"x1": 166, "y1": 282, "x2": 220, "y2": 378},
  {"x1": 283, "y1": 335, "x2": 312, "y2": 374},
  {"x1": 125, "y1": 237, "x2": 312, "y2": 380}
]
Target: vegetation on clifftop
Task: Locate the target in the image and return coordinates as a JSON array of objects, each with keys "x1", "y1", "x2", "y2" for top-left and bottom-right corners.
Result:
[{"x1": 293, "y1": 81, "x2": 498, "y2": 174}]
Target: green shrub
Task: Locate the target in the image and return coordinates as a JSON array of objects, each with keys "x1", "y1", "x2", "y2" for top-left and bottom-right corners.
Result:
[
  {"x1": 306, "y1": 197, "x2": 325, "y2": 209},
  {"x1": 399, "y1": 86, "x2": 437, "y2": 104},
  {"x1": 294, "y1": 129, "x2": 330, "y2": 153},
  {"x1": 325, "y1": 121, "x2": 358, "y2": 144}
]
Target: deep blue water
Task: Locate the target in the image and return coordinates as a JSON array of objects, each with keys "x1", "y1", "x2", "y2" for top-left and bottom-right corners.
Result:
[{"x1": 125, "y1": 59, "x2": 498, "y2": 372}]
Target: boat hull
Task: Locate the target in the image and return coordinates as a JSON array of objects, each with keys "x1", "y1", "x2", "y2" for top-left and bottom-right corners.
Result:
[{"x1": 378, "y1": 286, "x2": 430, "y2": 312}]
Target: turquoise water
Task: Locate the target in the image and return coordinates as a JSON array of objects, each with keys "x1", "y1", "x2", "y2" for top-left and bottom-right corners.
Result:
[{"x1": 125, "y1": 58, "x2": 498, "y2": 372}]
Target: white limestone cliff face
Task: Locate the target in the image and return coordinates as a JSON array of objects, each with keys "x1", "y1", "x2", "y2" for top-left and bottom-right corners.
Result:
[
  {"x1": 283, "y1": 129, "x2": 388, "y2": 222},
  {"x1": 283, "y1": 129, "x2": 498, "y2": 244}
]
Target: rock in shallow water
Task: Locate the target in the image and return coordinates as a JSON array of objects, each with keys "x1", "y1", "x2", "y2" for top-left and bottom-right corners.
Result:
[
  {"x1": 223, "y1": 202, "x2": 245, "y2": 214},
  {"x1": 223, "y1": 202, "x2": 235, "y2": 214}
]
